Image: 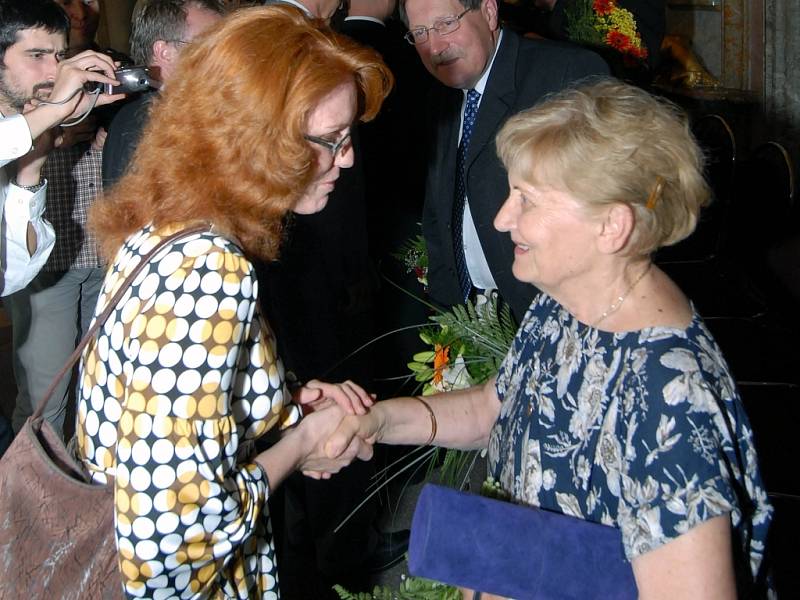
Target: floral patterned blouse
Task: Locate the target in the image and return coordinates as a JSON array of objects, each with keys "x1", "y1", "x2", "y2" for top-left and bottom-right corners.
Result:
[
  {"x1": 76, "y1": 225, "x2": 300, "y2": 599},
  {"x1": 487, "y1": 293, "x2": 772, "y2": 592}
]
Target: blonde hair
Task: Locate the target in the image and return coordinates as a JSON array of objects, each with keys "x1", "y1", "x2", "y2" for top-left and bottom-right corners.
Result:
[
  {"x1": 92, "y1": 5, "x2": 392, "y2": 261},
  {"x1": 496, "y1": 78, "x2": 710, "y2": 256}
]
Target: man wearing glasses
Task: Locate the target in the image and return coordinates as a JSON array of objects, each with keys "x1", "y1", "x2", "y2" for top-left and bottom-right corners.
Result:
[{"x1": 401, "y1": 0, "x2": 607, "y2": 321}]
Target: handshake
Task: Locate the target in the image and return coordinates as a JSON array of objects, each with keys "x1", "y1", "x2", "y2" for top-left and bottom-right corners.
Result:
[{"x1": 287, "y1": 379, "x2": 385, "y2": 480}]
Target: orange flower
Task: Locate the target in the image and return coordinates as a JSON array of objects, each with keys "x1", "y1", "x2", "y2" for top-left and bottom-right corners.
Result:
[
  {"x1": 432, "y1": 344, "x2": 450, "y2": 385},
  {"x1": 593, "y1": 0, "x2": 615, "y2": 16},
  {"x1": 607, "y1": 30, "x2": 632, "y2": 53}
]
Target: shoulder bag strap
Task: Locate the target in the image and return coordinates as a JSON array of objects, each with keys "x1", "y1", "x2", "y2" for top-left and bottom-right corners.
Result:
[{"x1": 32, "y1": 224, "x2": 211, "y2": 421}]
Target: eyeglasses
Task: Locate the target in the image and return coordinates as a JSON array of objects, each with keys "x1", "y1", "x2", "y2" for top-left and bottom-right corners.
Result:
[
  {"x1": 404, "y1": 8, "x2": 473, "y2": 46},
  {"x1": 305, "y1": 132, "x2": 352, "y2": 159},
  {"x1": 164, "y1": 39, "x2": 189, "y2": 46}
]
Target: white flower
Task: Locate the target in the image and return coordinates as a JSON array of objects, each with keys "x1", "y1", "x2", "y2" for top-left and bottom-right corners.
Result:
[
  {"x1": 542, "y1": 469, "x2": 557, "y2": 490},
  {"x1": 555, "y1": 320, "x2": 583, "y2": 397},
  {"x1": 619, "y1": 503, "x2": 665, "y2": 557},
  {"x1": 428, "y1": 354, "x2": 474, "y2": 394},
  {"x1": 630, "y1": 347, "x2": 648, "y2": 373},
  {"x1": 522, "y1": 437, "x2": 543, "y2": 502},
  {"x1": 566, "y1": 353, "x2": 602, "y2": 432},
  {"x1": 576, "y1": 455, "x2": 591, "y2": 489},
  {"x1": 556, "y1": 492, "x2": 584, "y2": 518}
]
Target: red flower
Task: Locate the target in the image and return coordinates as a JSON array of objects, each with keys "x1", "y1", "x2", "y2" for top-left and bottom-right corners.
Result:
[
  {"x1": 607, "y1": 30, "x2": 632, "y2": 53},
  {"x1": 593, "y1": 0, "x2": 615, "y2": 15},
  {"x1": 607, "y1": 31, "x2": 648, "y2": 60}
]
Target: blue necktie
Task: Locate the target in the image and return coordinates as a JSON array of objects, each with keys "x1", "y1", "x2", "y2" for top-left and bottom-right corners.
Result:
[{"x1": 453, "y1": 89, "x2": 481, "y2": 301}]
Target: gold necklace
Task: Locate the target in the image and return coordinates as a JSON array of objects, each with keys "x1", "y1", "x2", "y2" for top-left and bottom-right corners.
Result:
[{"x1": 592, "y1": 263, "x2": 652, "y2": 327}]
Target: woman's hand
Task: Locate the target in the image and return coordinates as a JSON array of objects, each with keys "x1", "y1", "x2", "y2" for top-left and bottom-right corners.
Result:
[
  {"x1": 323, "y1": 410, "x2": 383, "y2": 459},
  {"x1": 293, "y1": 402, "x2": 375, "y2": 480},
  {"x1": 293, "y1": 379, "x2": 375, "y2": 415}
]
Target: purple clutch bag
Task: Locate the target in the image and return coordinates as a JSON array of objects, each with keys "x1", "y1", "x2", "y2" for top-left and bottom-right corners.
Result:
[{"x1": 408, "y1": 484, "x2": 638, "y2": 599}]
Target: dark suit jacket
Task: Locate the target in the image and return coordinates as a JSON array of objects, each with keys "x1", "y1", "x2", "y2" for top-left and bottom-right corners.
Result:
[
  {"x1": 102, "y1": 91, "x2": 157, "y2": 190},
  {"x1": 422, "y1": 29, "x2": 608, "y2": 321}
]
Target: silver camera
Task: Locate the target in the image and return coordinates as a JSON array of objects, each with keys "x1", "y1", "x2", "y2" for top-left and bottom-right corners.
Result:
[{"x1": 88, "y1": 66, "x2": 153, "y2": 94}]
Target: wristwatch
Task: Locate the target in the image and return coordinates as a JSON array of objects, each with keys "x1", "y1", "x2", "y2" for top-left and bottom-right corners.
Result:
[{"x1": 11, "y1": 178, "x2": 45, "y2": 192}]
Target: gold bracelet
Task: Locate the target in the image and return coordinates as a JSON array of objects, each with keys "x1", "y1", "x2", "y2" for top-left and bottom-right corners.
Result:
[{"x1": 415, "y1": 396, "x2": 437, "y2": 445}]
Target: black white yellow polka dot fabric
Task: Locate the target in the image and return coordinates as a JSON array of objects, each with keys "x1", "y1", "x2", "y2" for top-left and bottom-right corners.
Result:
[{"x1": 76, "y1": 225, "x2": 300, "y2": 599}]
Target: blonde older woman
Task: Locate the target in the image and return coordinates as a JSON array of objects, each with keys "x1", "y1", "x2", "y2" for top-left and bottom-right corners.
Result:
[{"x1": 328, "y1": 79, "x2": 772, "y2": 598}]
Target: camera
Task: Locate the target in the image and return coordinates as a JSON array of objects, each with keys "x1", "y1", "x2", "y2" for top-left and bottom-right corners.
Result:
[{"x1": 86, "y1": 66, "x2": 153, "y2": 95}]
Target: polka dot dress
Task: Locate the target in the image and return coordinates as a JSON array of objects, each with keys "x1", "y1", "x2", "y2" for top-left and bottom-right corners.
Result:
[{"x1": 76, "y1": 225, "x2": 300, "y2": 599}]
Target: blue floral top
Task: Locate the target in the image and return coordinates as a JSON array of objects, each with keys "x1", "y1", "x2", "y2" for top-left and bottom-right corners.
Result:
[{"x1": 487, "y1": 293, "x2": 772, "y2": 589}]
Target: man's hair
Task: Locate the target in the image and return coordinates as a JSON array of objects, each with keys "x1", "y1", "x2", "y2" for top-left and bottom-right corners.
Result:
[
  {"x1": 497, "y1": 78, "x2": 710, "y2": 257},
  {"x1": 129, "y1": 0, "x2": 225, "y2": 66},
  {"x1": 397, "y1": 0, "x2": 480, "y2": 27},
  {"x1": 0, "y1": 0, "x2": 69, "y2": 64},
  {"x1": 93, "y1": 5, "x2": 393, "y2": 262}
]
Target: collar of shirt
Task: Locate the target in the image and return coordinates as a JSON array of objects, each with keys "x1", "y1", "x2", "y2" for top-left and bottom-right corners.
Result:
[
  {"x1": 276, "y1": 0, "x2": 313, "y2": 17},
  {"x1": 470, "y1": 28, "x2": 504, "y2": 99},
  {"x1": 344, "y1": 16, "x2": 385, "y2": 26}
]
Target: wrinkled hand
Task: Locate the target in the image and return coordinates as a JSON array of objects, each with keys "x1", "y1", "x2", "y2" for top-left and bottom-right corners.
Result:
[
  {"x1": 294, "y1": 379, "x2": 375, "y2": 416},
  {"x1": 323, "y1": 411, "x2": 381, "y2": 461},
  {"x1": 295, "y1": 402, "x2": 375, "y2": 480}
]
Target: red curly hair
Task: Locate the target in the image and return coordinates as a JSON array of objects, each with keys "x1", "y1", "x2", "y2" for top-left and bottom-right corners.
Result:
[{"x1": 92, "y1": 5, "x2": 392, "y2": 261}]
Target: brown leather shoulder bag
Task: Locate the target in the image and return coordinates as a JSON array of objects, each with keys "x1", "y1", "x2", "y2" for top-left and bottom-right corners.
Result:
[{"x1": 0, "y1": 225, "x2": 209, "y2": 599}]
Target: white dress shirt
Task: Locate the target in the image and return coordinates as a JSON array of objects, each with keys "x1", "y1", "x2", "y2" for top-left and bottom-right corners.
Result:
[
  {"x1": 0, "y1": 112, "x2": 55, "y2": 296},
  {"x1": 457, "y1": 31, "x2": 504, "y2": 293},
  {"x1": 270, "y1": 0, "x2": 313, "y2": 17}
]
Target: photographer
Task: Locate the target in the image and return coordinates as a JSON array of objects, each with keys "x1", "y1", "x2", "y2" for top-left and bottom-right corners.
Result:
[{"x1": 1, "y1": 0, "x2": 123, "y2": 442}]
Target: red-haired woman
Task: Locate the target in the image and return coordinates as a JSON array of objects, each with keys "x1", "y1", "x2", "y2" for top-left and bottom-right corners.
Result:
[{"x1": 77, "y1": 6, "x2": 392, "y2": 598}]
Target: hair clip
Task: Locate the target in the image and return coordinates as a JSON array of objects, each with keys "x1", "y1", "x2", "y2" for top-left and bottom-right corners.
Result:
[{"x1": 646, "y1": 176, "x2": 665, "y2": 210}]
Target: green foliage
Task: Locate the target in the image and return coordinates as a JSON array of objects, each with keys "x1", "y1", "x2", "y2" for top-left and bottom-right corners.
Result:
[
  {"x1": 565, "y1": 0, "x2": 605, "y2": 46},
  {"x1": 393, "y1": 234, "x2": 429, "y2": 286},
  {"x1": 333, "y1": 575, "x2": 462, "y2": 600},
  {"x1": 431, "y1": 295, "x2": 517, "y2": 384},
  {"x1": 422, "y1": 447, "x2": 481, "y2": 490}
]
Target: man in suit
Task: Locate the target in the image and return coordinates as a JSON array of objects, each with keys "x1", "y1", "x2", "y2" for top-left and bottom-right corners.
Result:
[
  {"x1": 401, "y1": 0, "x2": 607, "y2": 321},
  {"x1": 102, "y1": 0, "x2": 224, "y2": 189}
]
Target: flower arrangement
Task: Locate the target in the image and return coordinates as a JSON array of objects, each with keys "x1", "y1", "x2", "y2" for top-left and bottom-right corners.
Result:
[
  {"x1": 566, "y1": 0, "x2": 648, "y2": 63},
  {"x1": 408, "y1": 293, "x2": 515, "y2": 396},
  {"x1": 393, "y1": 233, "x2": 428, "y2": 288},
  {"x1": 334, "y1": 241, "x2": 519, "y2": 600}
]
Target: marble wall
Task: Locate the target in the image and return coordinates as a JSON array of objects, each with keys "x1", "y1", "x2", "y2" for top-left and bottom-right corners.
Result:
[
  {"x1": 97, "y1": 0, "x2": 137, "y2": 53},
  {"x1": 763, "y1": 0, "x2": 799, "y2": 163}
]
